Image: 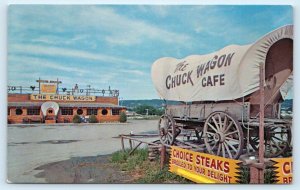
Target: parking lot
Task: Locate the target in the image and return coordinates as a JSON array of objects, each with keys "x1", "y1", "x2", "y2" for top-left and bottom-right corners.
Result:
[{"x1": 7, "y1": 120, "x2": 158, "y2": 183}]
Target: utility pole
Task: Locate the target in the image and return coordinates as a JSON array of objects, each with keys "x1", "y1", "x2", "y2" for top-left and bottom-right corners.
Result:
[{"x1": 87, "y1": 85, "x2": 91, "y2": 96}]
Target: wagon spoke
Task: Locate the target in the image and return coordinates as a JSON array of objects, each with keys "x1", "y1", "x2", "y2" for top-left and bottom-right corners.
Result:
[
  {"x1": 217, "y1": 144, "x2": 221, "y2": 156},
  {"x1": 270, "y1": 131, "x2": 288, "y2": 134},
  {"x1": 225, "y1": 137, "x2": 240, "y2": 144},
  {"x1": 223, "y1": 121, "x2": 233, "y2": 134},
  {"x1": 221, "y1": 143, "x2": 225, "y2": 157},
  {"x1": 167, "y1": 135, "x2": 172, "y2": 143},
  {"x1": 206, "y1": 131, "x2": 215, "y2": 136},
  {"x1": 225, "y1": 130, "x2": 239, "y2": 136},
  {"x1": 268, "y1": 141, "x2": 275, "y2": 154},
  {"x1": 272, "y1": 136, "x2": 284, "y2": 142},
  {"x1": 211, "y1": 142, "x2": 218, "y2": 151},
  {"x1": 224, "y1": 142, "x2": 233, "y2": 159},
  {"x1": 212, "y1": 116, "x2": 220, "y2": 131},
  {"x1": 217, "y1": 114, "x2": 223, "y2": 130},
  {"x1": 271, "y1": 139, "x2": 282, "y2": 151},
  {"x1": 207, "y1": 123, "x2": 218, "y2": 133},
  {"x1": 223, "y1": 115, "x2": 228, "y2": 131},
  {"x1": 224, "y1": 141, "x2": 237, "y2": 154}
]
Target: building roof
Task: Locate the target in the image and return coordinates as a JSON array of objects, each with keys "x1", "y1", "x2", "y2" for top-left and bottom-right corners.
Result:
[{"x1": 8, "y1": 102, "x2": 125, "y2": 108}]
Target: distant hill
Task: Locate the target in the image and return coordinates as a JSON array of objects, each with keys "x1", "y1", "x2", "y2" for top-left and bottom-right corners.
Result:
[
  {"x1": 120, "y1": 99, "x2": 179, "y2": 109},
  {"x1": 121, "y1": 99, "x2": 293, "y2": 111}
]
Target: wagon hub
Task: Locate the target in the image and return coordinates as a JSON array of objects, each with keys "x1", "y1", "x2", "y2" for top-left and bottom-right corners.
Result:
[{"x1": 213, "y1": 132, "x2": 225, "y2": 143}]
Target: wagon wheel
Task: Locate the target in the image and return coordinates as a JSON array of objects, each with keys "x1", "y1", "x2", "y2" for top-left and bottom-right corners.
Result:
[
  {"x1": 249, "y1": 124, "x2": 291, "y2": 158},
  {"x1": 158, "y1": 115, "x2": 177, "y2": 146},
  {"x1": 204, "y1": 111, "x2": 244, "y2": 159}
]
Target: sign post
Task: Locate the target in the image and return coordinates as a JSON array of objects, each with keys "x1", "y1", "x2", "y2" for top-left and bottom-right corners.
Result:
[{"x1": 258, "y1": 64, "x2": 265, "y2": 183}]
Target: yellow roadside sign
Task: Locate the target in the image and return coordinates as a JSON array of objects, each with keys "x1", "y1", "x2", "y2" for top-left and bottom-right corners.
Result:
[
  {"x1": 169, "y1": 146, "x2": 241, "y2": 183},
  {"x1": 271, "y1": 157, "x2": 292, "y2": 184}
]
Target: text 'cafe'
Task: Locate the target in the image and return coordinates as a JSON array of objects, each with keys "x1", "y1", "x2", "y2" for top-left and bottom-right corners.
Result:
[{"x1": 7, "y1": 79, "x2": 126, "y2": 124}]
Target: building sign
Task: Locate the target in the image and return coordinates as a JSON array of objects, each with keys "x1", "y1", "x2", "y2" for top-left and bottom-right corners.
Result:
[
  {"x1": 41, "y1": 84, "x2": 57, "y2": 94},
  {"x1": 30, "y1": 94, "x2": 96, "y2": 101},
  {"x1": 271, "y1": 157, "x2": 292, "y2": 184},
  {"x1": 169, "y1": 146, "x2": 241, "y2": 183}
]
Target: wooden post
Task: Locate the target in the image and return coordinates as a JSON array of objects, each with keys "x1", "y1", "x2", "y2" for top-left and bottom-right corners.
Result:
[
  {"x1": 129, "y1": 142, "x2": 142, "y2": 155},
  {"x1": 38, "y1": 77, "x2": 41, "y2": 94},
  {"x1": 160, "y1": 145, "x2": 166, "y2": 170},
  {"x1": 258, "y1": 64, "x2": 265, "y2": 183},
  {"x1": 121, "y1": 136, "x2": 125, "y2": 152},
  {"x1": 250, "y1": 166, "x2": 259, "y2": 184},
  {"x1": 129, "y1": 139, "x2": 133, "y2": 150}
]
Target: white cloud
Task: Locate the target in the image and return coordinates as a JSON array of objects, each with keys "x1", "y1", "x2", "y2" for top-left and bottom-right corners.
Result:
[
  {"x1": 8, "y1": 55, "x2": 89, "y2": 76},
  {"x1": 9, "y1": 43, "x2": 144, "y2": 65},
  {"x1": 10, "y1": 6, "x2": 191, "y2": 47},
  {"x1": 78, "y1": 6, "x2": 190, "y2": 46},
  {"x1": 120, "y1": 69, "x2": 147, "y2": 76}
]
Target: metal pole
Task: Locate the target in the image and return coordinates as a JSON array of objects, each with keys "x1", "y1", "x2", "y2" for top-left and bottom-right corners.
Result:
[{"x1": 259, "y1": 64, "x2": 265, "y2": 183}]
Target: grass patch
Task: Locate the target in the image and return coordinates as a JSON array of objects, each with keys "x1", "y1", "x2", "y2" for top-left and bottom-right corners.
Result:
[
  {"x1": 110, "y1": 148, "x2": 192, "y2": 183},
  {"x1": 111, "y1": 148, "x2": 148, "y2": 171},
  {"x1": 111, "y1": 148, "x2": 279, "y2": 184},
  {"x1": 136, "y1": 166, "x2": 191, "y2": 184}
]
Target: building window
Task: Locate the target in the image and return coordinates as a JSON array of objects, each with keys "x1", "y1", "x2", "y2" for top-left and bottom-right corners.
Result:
[
  {"x1": 61, "y1": 108, "x2": 73, "y2": 115},
  {"x1": 8, "y1": 108, "x2": 10, "y2": 116},
  {"x1": 112, "y1": 109, "x2": 120, "y2": 115},
  {"x1": 87, "y1": 108, "x2": 98, "y2": 115},
  {"x1": 77, "y1": 109, "x2": 83, "y2": 115},
  {"x1": 27, "y1": 108, "x2": 40, "y2": 115},
  {"x1": 101, "y1": 109, "x2": 108, "y2": 115},
  {"x1": 16, "y1": 108, "x2": 23, "y2": 115}
]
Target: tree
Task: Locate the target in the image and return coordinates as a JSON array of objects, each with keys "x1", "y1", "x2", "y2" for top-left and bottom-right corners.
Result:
[
  {"x1": 89, "y1": 115, "x2": 98, "y2": 123},
  {"x1": 134, "y1": 105, "x2": 164, "y2": 115},
  {"x1": 119, "y1": 111, "x2": 127, "y2": 123},
  {"x1": 72, "y1": 114, "x2": 81, "y2": 123}
]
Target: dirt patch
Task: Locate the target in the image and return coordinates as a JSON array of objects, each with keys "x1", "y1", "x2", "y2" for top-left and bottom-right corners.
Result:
[
  {"x1": 34, "y1": 155, "x2": 132, "y2": 183},
  {"x1": 8, "y1": 140, "x2": 81, "y2": 146}
]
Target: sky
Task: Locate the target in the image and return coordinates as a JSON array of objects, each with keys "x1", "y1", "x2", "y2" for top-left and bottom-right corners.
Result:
[{"x1": 7, "y1": 5, "x2": 293, "y2": 100}]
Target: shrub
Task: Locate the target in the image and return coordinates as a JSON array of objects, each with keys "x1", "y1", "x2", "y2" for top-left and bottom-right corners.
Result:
[
  {"x1": 89, "y1": 115, "x2": 98, "y2": 123},
  {"x1": 72, "y1": 114, "x2": 81, "y2": 123},
  {"x1": 119, "y1": 111, "x2": 127, "y2": 123}
]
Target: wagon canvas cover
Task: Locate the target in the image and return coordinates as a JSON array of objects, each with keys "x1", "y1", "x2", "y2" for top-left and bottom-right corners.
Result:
[{"x1": 151, "y1": 25, "x2": 293, "y2": 102}]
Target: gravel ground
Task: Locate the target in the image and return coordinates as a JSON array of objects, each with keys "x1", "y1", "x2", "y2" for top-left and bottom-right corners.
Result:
[{"x1": 7, "y1": 120, "x2": 158, "y2": 183}]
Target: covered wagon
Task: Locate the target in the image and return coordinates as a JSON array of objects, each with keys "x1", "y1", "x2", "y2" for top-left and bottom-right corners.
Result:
[{"x1": 151, "y1": 25, "x2": 293, "y2": 159}]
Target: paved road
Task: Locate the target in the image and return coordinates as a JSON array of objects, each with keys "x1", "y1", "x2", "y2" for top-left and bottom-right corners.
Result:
[{"x1": 7, "y1": 120, "x2": 158, "y2": 183}]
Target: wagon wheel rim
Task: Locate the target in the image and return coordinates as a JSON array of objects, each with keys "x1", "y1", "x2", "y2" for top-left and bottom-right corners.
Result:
[
  {"x1": 158, "y1": 115, "x2": 176, "y2": 146},
  {"x1": 249, "y1": 124, "x2": 291, "y2": 158},
  {"x1": 204, "y1": 111, "x2": 244, "y2": 159}
]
